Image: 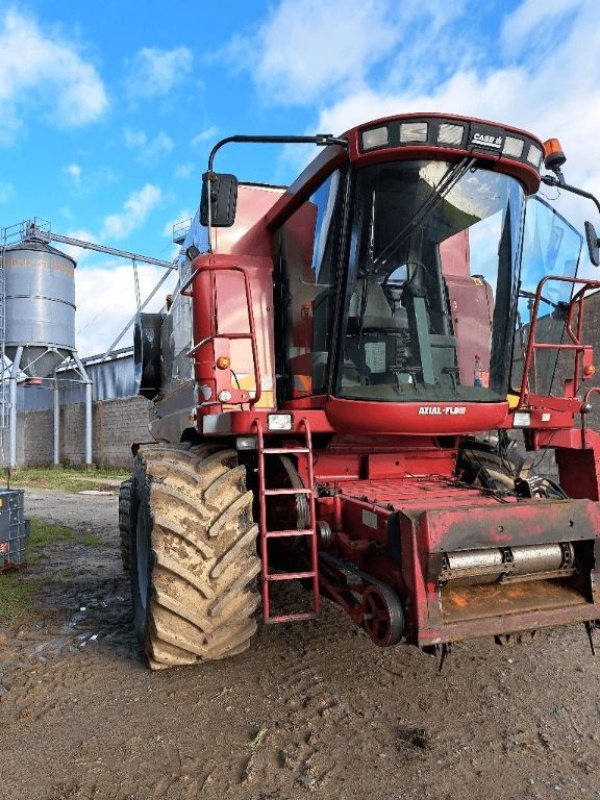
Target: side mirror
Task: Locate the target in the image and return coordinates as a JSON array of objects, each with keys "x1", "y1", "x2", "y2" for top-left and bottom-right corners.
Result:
[
  {"x1": 200, "y1": 172, "x2": 238, "y2": 227},
  {"x1": 585, "y1": 221, "x2": 600, "y2": 266}
]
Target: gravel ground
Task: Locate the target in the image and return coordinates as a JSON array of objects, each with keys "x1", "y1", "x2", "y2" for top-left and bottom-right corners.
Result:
[{"x1": 0, "y1": 487, "x2": 599, "y2": 800}]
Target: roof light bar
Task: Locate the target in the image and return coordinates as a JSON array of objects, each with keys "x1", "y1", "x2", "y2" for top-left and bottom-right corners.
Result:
[{"x1": 357, "y1": 116, "x2": 544, "y2": 176}]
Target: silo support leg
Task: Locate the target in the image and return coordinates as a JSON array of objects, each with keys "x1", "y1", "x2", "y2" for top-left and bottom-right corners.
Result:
[
  {"x1": 85, "y1": 381, "x2": 93, "y2": 467},
  {"x1": 9, "y1": 346, "x2": 23, "y2": 469},
  {"x1": 53, "y1": 382, "x2": 60, "y2": 467}
]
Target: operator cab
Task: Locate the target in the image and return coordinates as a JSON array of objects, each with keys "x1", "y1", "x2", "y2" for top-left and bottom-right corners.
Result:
[
  {"x1": 275, "y1": 157, "x2": 523, "y2": 408},
  {"x1": 270, "y1": 115, "x2": 584, "y2": 429}
]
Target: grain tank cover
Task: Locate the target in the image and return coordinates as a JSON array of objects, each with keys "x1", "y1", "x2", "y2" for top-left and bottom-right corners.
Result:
[{"x1": 4, "y1": 239, "x2": 76, "y2": 377}]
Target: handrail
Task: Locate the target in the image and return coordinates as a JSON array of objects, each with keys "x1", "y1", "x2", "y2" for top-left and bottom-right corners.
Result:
[{"x1": 518, "y1": 275, "x2": 600, "y2": 408}]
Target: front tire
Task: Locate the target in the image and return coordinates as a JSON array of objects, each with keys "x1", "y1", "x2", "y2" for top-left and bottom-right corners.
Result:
[{"x1": 129, "y1": 443, "x2": 260, "y2": 670}]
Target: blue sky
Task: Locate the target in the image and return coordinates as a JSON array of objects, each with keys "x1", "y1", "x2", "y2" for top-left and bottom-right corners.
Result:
[{"x1": 1, "y1": 0, "x2": 599, "y2": 355}]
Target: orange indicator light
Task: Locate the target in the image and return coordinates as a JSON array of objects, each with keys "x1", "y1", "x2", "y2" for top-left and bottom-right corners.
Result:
[
  {"x1": 216, "y1": 356, "x2": 231, "y2": 370},
  {"x1": 543, "y1": 138, "x2": 566, "y2": 169}
]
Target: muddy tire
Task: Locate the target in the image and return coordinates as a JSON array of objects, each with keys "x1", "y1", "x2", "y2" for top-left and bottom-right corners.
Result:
[
  {"x1": 129, "y1": 443, "x2": 260, "y2": 670},
  {"x1": 118, "y1": 479, "x2": 132, "y2": 571}
]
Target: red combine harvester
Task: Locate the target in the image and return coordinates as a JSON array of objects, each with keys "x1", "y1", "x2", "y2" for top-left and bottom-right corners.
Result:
[{"x1": 122, "y1": 112, "x2": 600, "y2": 669}]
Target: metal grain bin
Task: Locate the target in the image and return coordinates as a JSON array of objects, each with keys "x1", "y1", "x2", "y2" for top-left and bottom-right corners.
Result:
[{"x1": 4, "y1": 240, "x2": 76, "y2": 377}]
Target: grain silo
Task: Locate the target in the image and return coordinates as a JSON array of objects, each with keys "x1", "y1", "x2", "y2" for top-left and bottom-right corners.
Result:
[
  {"x1": 1, "y1": 229, "x2": 92, "y2": 468},
  {"x1": 4, "y1": 239, "x2": 77, "y2": 377}
]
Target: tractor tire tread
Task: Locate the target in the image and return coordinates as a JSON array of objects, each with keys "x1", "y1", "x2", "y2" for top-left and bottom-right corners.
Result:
[
  {"x1": 132, "y1": 443, "x2": 259, "y2": 670},
  {"x1": 118, "y1": 479, "x2": 132, "y2": 571}
]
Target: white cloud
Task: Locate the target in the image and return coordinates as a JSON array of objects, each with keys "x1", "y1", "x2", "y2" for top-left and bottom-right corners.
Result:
[
  {"x1": 101, "y1": 184, "x2": 163, "y2": 241},
  {"x1": 125, "y1": 46, "x2": 193, "y2": 100},
  {"x1": 221, "y1": 1, "x2": 470, "y2": 107},
  {"x1": 64, "y1": 163, "x2": 82, "y2": 187},
  {"x1": 190, "y1": 126, "x2": 219, "y2": 148},
  {"x1": 124, "y1": 128, "x2": 174, "y2": 162},
  {"x1": 223, "y1": 0, "x2": 399, "y2": 105},
  {"x1": 174, "y1": 162, "x2": 195, "y2": 179},
  {"x1": 75, "y1": 262, "x2": 177, "y2": 356},
  {"x1": 501, "y1": 0, "x2": 586, "y2": 57},
  {"x1": 0, "y1": 8, "x2": 107, "y2": 143},
  {"x1": 0, "y1": 181, "x2": 14, "y2": 203}
]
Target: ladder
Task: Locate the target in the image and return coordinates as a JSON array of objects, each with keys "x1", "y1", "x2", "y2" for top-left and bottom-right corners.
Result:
[
  {"x1": 0, "y1": 227, "x2": 8, "y2": 456},
  {"x1": 255, "y1": 417, "x2": 320, "y2": 623}
]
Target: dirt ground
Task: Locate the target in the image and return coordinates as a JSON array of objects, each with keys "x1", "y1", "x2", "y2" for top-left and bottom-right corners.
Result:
[{"x1": 1, "y1": 488, "x2": 600, "y2": 800}]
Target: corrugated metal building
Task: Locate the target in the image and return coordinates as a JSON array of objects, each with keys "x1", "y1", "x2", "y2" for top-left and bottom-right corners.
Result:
[{"x1": 17, "y1": 348, "x2": 136, "y2": 411}]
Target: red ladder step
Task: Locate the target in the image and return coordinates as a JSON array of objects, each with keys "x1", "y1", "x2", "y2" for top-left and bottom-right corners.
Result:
[
  {"x1": 265, "y1": 528, "x2": 313, "y2": 539},
  {"x1": 266, "y1": 570, "x2": 316, "y2": 581},
  {"x1": 265, "y1": 611, "x2": 317, "y2": 625},
  {"x1": 263, "y1": 487, "x2": 311, "y2": 496}
]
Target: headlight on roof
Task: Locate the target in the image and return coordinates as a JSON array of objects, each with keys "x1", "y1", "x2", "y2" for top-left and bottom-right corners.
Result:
[
  {"x1": 361, "y1": 126, "x2": 389, "y2": 150},
  {"x1": 438, "y1": 123, "x2": 464, "y2": 146},
  {"x1": 399, "y1": 121, "x2": 428, "y2": 143},
  {"x1": 503, "y1": 136, "x2": 525, "y2": 158}
]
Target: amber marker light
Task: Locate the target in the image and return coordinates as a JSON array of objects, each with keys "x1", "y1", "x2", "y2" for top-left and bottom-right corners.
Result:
[
  {"x1": 216, "y1": 356, "x2": 231, "y2": 370},
  {"x1": 543, "y1": 138, "x2": 566, "y2": 171},
  {"x1": 583, "y1": 365, "x2": 596, "y2": 378}
]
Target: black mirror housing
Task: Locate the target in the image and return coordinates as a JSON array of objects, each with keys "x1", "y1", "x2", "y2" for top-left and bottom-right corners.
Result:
[
  {"x1": 200, "y1": 172, "x2": 238, "y2": 227},
  {"x1": 585, "y1": 221, "x2": 600, "y2": 267}
]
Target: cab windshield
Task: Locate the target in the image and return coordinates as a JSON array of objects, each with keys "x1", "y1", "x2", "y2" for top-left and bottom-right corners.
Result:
[{"x1": 336, "y1": 160, "x2": 525, "y2": 402}]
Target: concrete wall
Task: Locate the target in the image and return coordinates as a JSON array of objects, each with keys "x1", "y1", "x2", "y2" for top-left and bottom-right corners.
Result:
[{"x1": 15, "y1": 396, "x2": 152, "y2": 468}]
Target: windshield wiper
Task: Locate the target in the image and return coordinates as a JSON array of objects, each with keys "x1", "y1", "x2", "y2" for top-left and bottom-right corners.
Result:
[{"x1": 371, "y1": 156, "x2": 476, "y2": 274}]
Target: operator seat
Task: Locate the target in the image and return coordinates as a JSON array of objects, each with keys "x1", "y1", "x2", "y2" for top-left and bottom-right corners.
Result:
[
  {"x1": 345, "y1": 278, "x2": 409, "y2": 385},
  {"x1": 348, "y1": 278, "x2": 406, "y2": 330}
]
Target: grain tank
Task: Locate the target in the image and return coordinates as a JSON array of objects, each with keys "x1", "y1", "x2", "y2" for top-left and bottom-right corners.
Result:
[{"x1": 3, "y1": 238, "x2": 76, "y2": 377}]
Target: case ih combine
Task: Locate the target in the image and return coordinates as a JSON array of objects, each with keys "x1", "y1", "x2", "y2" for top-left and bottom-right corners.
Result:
[{"x1": 121, "y1": 112, "x2": 600, "y2": 670}]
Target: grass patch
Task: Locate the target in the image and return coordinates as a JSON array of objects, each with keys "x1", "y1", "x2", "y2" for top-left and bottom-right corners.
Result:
[
  {"x1": 29, "y1": 518, "x2": 74, "y2": 549},
  {"x1": 0, "y1": 573, "x2": 32, "y2": 617},
  {"x1": 0, "y1": 519, "x2": 77, "y2": 619},
  {"x1": 0, "y1": 513, "x2": 106, "y2": 621},
  {"x1": 78, "y1": 533, "x2": 103, "y2": 547},
  {"x1": 8, "y1": 466, "x2": 130, "y2": 494}
]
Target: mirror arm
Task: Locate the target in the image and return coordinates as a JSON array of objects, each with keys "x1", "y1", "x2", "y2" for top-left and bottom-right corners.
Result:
[
  {"x1": 204, "y1": 134, "x2": 348, "y2": 252},
  {"x1": 541, "y1": 174, "x2": 600, "y2": 216},
  {"x1": 207, "y1": 134, "x2": 348, "y2": 173}
]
